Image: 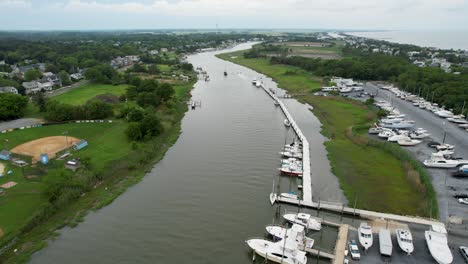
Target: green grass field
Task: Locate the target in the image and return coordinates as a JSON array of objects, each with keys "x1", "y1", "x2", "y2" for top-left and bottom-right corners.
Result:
[
  {"x1": 0, "y1": 121, "x2": 130, "y2": 242},
  {"x1": 218, "y1": 51, "x2": 435, "y2": 216},
  {"x1": 217, "y1": 51, "x2": 322, "y2": 93},
  {"x1": 53, "y1": 84, "x2": 130, "y2": 105}
]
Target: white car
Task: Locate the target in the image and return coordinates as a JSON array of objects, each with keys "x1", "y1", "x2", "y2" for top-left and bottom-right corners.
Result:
[
  {"x1": 459, "y1": 198, "x2": 468, "y2": 205},
  {"x1": 348, "y1": 240, "x2": 361, "y2": 260}
]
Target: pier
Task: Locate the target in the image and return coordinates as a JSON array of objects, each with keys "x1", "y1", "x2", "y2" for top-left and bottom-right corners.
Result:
[{"x1": 260, "y1": 84, "x2": 313, "y2": 204}]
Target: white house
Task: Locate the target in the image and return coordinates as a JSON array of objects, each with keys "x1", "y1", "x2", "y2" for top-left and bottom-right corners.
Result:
[{"x1": 0, "y1": 86, "x2": 18, "y2": 94}]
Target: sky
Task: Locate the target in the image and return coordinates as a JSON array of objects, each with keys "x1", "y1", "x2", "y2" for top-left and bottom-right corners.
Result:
[{"x1": 1, "y1": 0, "x2": 468, "y2": 31}]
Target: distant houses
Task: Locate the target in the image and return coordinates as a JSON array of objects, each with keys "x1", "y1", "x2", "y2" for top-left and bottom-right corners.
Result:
[{"x1": 110, "y1": 55, "x2": 140, "y2": 69}]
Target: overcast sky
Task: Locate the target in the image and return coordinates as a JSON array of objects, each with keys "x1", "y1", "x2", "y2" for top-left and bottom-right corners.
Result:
[{"x1": 1, "y1": 0, "x2": 468, "y2": 31}]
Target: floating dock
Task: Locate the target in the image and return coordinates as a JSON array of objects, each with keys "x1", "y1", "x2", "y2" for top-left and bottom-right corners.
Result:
[{"x1": 260, "y1": 84, "x2": 312, "y2": 204}]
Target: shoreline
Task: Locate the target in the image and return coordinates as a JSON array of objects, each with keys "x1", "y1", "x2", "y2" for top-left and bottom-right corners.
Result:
[{"x1": 0, "y1": 80, "x2": 195, "y2": 263}]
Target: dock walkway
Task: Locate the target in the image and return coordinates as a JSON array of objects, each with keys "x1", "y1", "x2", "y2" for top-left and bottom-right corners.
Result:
[{"x1": 260, "y1": 84, "x2": 312, "y2": 204}]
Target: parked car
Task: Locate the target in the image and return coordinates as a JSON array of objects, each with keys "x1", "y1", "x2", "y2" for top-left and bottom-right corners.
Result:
[
  {"x1": 459, "y1": 198, "x2": 468, "y2": 205},
  {"x1": 460, "y1": 246, "x2": 468, "y2": 263},
  {"x1": 348, "y1": 240, "x2": 361, "y2": 260}
]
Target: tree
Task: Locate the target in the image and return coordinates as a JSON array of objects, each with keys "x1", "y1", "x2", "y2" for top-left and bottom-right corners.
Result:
[
  {"x1": 148, "y1": 64, "x2": 160, "y2": 75},
  {"x1": 0, "y1": 93, "x2": 29, "y2": 120},
  {"x1": 140, "y1": 113, "x2": 163, "y2": 138},
  {"x1": 127, "y1": 108, "x2": 144, "y2": 122},
  {"x1": 157, "y1": 83, "x2": 175, "y2": 102},
  {"x1": 125, "y1": 122, "x2": 143, "y2": 141},
  {"x1": 180, "y1": 62, "x2": 193, "y2": 71},
  {"x1": 84, "y1": 100, "x2": 113, "y2": 119},
  {"x1": 32, "y1": 92, "x2": 47, "y2": 112},
  {"x1": 58, "y1": 70, "x2": 72, "y2": 86},
  {"x1": 24, "y1": 69, "x2": 42, "y2": 81}
]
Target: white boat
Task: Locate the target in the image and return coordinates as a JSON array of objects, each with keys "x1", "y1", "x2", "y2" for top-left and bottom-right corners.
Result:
[
  {"x1": 278, "y1": 164, "x2": 303, "y2": 176},
  {"x1": 274, "y1": 101, "x2": 280, "y2": 106},
  {"x1": 266, "y1": 224, "x2": 314, "y2": 250},
  {"x1": 435, "y1": 110, "x2": 454, "y2": 118},
  {"x1": 396, "y1": 229, "x2": 414, "y2": 254},
  {"x1": 280, "y1": 193, "x2": 299, "y2": 200},
  {"x1": 398, "y1": 138, "x2": 422, "y2": 146},
  {"x1": 368, "y1": 127, "x2": 383, "y2": 134},
  {"x1": 339, "y1": 86, "x2": 353, "y2": 93},
  {"x1": 279, "y1": 151, "x2": 303, "y2": 159},
  {"x1": 379, "y1": 229, "x2": 393, "y2": 257},
  {"x1": 447, "y1": 116, "x2": 468, "y2": 124},
  {"x1": 252, "y1": 79, "x2": 257, "y2": 85},
  {"x1": 255, "y1": 80, "x2": 262, "y2": 87},
  {"x1": 409, "y1": 131, "x2": 430, "y2": 139},
  {"x1": 378, "y1": 130, "x2": 395, "y2": 139},
  {"x1": 246, "y1": 238, "x2": 307, "y2": 264},
  {"x1": 358, "y1": 222, "x2": 373, "y2": 250},
  {"x1": 459, "y1": 124, "x2": 468, "y2": 129},
  {"x1": 281, "y1": 158, "x2": 302, "y2": 167},
  {"x1": 269, "y1": 180, "x2": 277, "y2": 205},
  {"x1": 283, "y1": 213, "x2": 321, "y2": 231},
  {"x1": 380, "y1": 121, "x2": 414, "y2": 129},
  {"x1": 284, "y1": 119, "x2": 291, "y2": 127},
  {"x1": 388, "y1": 134, "x2": 409, "y2": 142},
  {"x1": 425, "y1": 225, "x2": 453, "y2": 264},
  {"x1": 423, "y1": 157, "x2": 468, "y2": 168},
  {"x1": 436, "y1": 144, "x2": 455, "y2": 151}
]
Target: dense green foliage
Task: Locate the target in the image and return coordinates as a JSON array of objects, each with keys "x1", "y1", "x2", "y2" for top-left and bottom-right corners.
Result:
[
  {"x1": 270, "y1": 54, "x2": 468, "y2": 114},
  {"x1": 84, "y1": 64, "x2": 119, "y2": 84},
  {"x1": 24, "y1": 69, "x2": 42, "y2": 81},
  {"x1": 44, "y1": 100, "x2": 113, "y2": 121},
  {"x1": 0, "y1": 93, "x2": 28, "y2": 120}
]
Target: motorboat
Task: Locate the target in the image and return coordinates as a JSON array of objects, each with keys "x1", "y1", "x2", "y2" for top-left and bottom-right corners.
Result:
[
  {"x1": 269, "y1": 180, "x2": 277, "y2": 205},
  {"x1": 284, "y1": 119, "x2": 291, "y2": 127},
  {"x1": 368, "y1": 127, "x2": 383, "y2": 134},
  {"x1": 398, "y1": 138, "x2": 422, "y2": 146},
  {"x1": 274, "y1": 101, "x2": 280, "y2": 106},
  {"x1": 423, "y1": 157, "x2": 468, "y2": 168},
  {"x1": 436, "y1": 144, "x2": 455, "y2": 151},
  {"x1": 425, "y1": 225, "x2": 453, "y2": 264},
  {"x1": 358, "y1": 222, "x2": 373, "y2": 250},
  {"x1": 265, "y1": 224, "x2": 314, "y2": 250},
  {"x1": 388, "y1": 134, "x2": 409, "y2": 142},
  {"x1": 396, "y1": 229, "x2": 414, "y2": 254},
  {"x1": 380, "y1": 121, "x2": 414, "y2": 129},
  {"x1": 255, "y1": 80, "x2": 262, "y2": 87},
  {"x1": 459, "y1": 124, "x2": 468, "y2": 129},
  {"x1": 409, "y1": 131, "x2": 430, "y2": 139},
  {"x1": 281, "y1": 158, "x2": 302, "y2": 167},
  {"x1": 278, "y1": 164, "x2": 303, "y2": 176},
  {"x1": 252, "y1": 79, "x2": 257, "y2": 85},
  {"x1": 283, "y1": 213, "x2": 321, "y2": 231},
  {"x1": 378, "y1": 130, "x2": 395, "y2": 139},
  {"x1": 246, "y1": 238, "x2": 307, "y2": 264},
  {"x1": 447, "y1": 116, "x2": 467, "y2": 124},
  {"x1": 435, "y1": 110, "x2": 454, "y2": 118},
  {"x1": 279, "y1": 151, "x2": 303, "y2": 159}
]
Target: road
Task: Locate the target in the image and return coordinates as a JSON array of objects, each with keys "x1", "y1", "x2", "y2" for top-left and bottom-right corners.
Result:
[
  {"x1": 45, "y1": 80, "x2": 88, "y2": 98},
  {"x1": 364, "y1": 82, "x2": 468, "y2": 227},
  {"x1": 0, "y1": 118, "x2": 42, "y2": 132}
]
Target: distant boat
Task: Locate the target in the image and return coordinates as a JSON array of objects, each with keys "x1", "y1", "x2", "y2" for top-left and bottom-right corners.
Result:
[
  {"x1": 280, "y1": 193, "x2": 298, "y2": 200},
  {"x1": 269, "y1": 180, "x2": 277, "y2": 205},
  {"x1": 274, "y1": 101, "x2": 280, "y2": 106},
  {"x1": 397, "y1": 138, "x2": 422, "y2": 146},
  {"x1": 223, "y1": 70, "x2": 227, "y2": 76},
  {"x1": 284, "y1": 119, "x2": 291, "y2": 127}
]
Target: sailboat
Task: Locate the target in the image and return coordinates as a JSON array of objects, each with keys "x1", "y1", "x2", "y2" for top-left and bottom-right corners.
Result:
[{"x1": 269, "y1": 180, "x2": 277, "y2": 205}]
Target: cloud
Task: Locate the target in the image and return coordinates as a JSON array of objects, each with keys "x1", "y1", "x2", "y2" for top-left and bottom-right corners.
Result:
[{"x1": 0, "y1": 0, "x2": 468, "y2": 30}]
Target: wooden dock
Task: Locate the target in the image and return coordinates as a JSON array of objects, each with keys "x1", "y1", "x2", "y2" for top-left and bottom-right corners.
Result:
[{"x1": 333, "y1": 224, "x2": 349, "y2": 264}]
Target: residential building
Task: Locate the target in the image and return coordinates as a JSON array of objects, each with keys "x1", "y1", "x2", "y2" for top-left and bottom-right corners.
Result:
[
  {"x1": 41, "y1": 72, "x2": 62, "y2": 87},
  {"x1": 0, "y1": 86, "x2": 18, "y2": 94},
  {"x1": 22, "y1": 80, "x2": 53, "y2": 94}
]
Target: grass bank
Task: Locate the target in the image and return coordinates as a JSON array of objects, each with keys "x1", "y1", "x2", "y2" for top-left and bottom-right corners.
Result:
[
  {"x1": 0, "y1": 80, "x2": 194, "y2": 263},
  {"x1": 52, "y1": 83, "x2": 130, "y2": 105},
  {"x1": 218, "y1": 50, "x2": 437, "y2": 217},
  {"x1": 217, "y1": 51, "x2": 322, "y2": 94}
]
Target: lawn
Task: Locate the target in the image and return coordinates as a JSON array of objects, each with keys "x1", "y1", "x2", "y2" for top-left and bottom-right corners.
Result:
[
  {"x1": 217, "y1": 51, "x2": 322, "y2": 94},
  {"x1": 0, "y1": 121, "x2": 130, "y2": 242},
  {"x1": 52, "y1": 83, "x2": 130, "y2": 105},
  {"x1": 218, "y1": 51, "x2": 435, "y2": 217}
]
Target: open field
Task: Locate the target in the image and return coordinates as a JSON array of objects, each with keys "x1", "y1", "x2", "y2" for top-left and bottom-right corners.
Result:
[
  {"x1": 52, "y1": 83, "x2": 129, "y2": 105},
  {"x1": 273, "y1": 41, "x2": 343, "y2": 59},
  {"x1": 218, "y1": 52, "x2": 436, "y2": 217},
  {"x1": 11, "y1": 136, "x2": 80, "y2": 162},
  {"x1": 217, "y1": 51, "x2": 322, "y2": 93}
]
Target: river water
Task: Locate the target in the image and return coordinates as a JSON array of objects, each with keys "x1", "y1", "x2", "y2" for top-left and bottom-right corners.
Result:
[{"x1": 30, "y1": 43, "x2": 345, "y2": 264}]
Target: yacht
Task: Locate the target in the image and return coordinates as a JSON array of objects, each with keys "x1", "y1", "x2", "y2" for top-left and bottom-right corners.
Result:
[
  {"x1": 409, "y1": 131, "x2": 430, "y2": 139},
  {"x1": 252, "y1": 79, "x2": 257, "y2": 85},
  {"x1": 435, "y1": 110, "x2": 454, "y2": 118},
  {"x1": 283, "y1": 213, "x2": 321, "y2": 231},
  {"x1": 423, "y1": 156, "x2": 468, "y2": 168},
  {"x1": 246, "y1": 238, "x2": 307, "y2": 264},
  {"x1": 358, "y1": 222, "x2": 373, "y2": 250},
  {"x1": 396, "y1": 229, "x2": 414, "y2": 254},
  {"x1": 368, "y1": 127, "x2": 383, "y2": 134},
  {"x1": 279, "y1": 151, "x2": 303, "y2": 159},
  {"x1": 265, "y1": 224, "x2": 314, "y2": 250},
  {"x1": 447, "y1": 116, "x2": 467, "y2": 124},
  {"x1": 436, "y1": 144, "x2": 455, "y2": 151},
  {"x1": 388, "y1": 134, "x2": 409, "y2": 142},
  {"x1": 425, "y1": 225, "x2": 453, "y2": 264},
  {"x1": 284, "y1": 119, "x2": 291, "y2": 127},
  {"x1": 380, "y1": 121, "x2": 414, "y2": 129},
  {"x1": 278, "y1": 164, "x2": 303, "y2": 176},
  {"x1": 398, "y1": 138, "x2": 422, "y2": 146}
]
